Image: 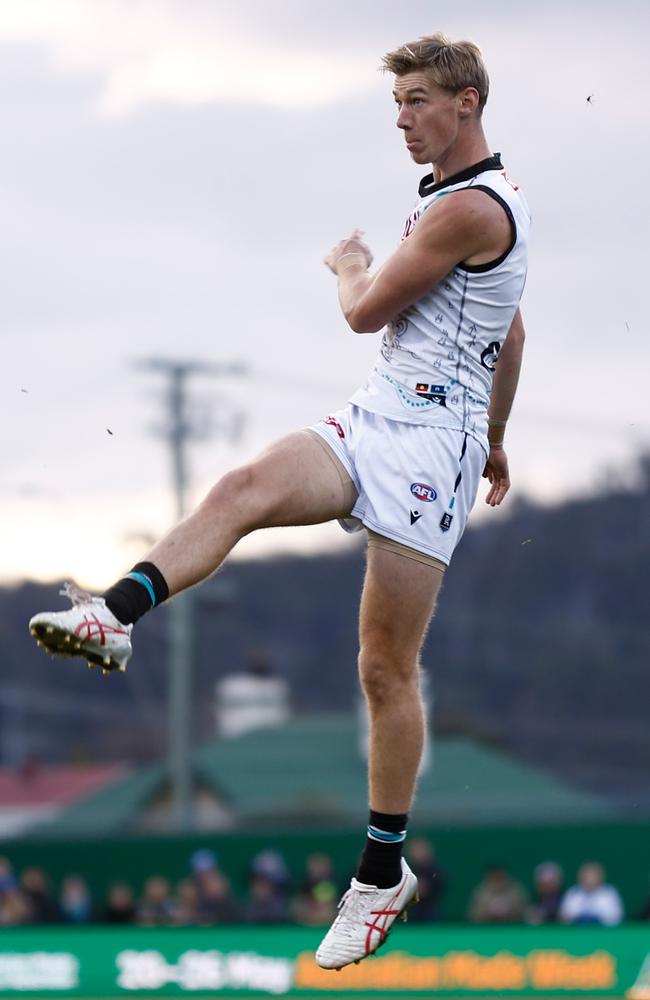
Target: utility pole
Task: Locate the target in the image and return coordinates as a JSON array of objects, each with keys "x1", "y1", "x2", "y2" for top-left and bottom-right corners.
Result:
[{"x1": 134, "y1": 358, "x2": 245, "y2": 832}]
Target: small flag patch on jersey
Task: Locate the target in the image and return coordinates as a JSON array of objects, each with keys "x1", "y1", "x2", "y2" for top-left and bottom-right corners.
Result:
[{"x1": 414, "y1": 382, "x2": 447, "y2": 406}]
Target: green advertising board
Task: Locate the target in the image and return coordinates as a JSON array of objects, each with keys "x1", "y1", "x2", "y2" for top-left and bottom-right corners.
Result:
[{"x1": 0, "y1": 926, "x2": 649, "y2": 997}]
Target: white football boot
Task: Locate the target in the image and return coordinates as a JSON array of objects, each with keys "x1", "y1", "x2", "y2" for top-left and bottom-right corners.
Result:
[
  {"x1": 316, "y1": 858, "x2": 418, "y2": 970},
  {"x1": 28, "y1": 582, "x2": 133, "y2": 675}
]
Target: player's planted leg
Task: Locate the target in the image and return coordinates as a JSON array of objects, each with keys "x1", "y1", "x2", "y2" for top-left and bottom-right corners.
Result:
[{"x1": 316, "y1": 544, "x2": 442, "y2": 969}]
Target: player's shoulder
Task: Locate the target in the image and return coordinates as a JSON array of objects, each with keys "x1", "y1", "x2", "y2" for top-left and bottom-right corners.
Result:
[
  {"x1": 418, "y1": 184, "x2": 508, "y2": 239},
  {"x1": 473, "y1": 168, "x2": 531, "y2": 222}
]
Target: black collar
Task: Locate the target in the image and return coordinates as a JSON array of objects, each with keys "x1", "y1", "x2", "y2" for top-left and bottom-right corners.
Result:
[{"x1": 418, "y1": 153, "x2": 503, "y2": 198}]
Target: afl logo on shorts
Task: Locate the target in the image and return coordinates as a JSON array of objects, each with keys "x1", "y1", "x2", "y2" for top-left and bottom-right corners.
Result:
[{"x1": 410, "y1": 482, "x2": 437, "y2": 503}]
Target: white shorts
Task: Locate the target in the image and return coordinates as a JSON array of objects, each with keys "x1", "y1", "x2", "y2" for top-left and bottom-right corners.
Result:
[{"x1": 310, "y1": 404, "x2": 486, "y2": 566}]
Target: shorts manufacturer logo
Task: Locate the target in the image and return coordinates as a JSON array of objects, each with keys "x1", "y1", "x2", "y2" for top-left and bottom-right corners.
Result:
[
  {"x1": 410, "y1": 510, "x2": 422, "y2": 526},
  {"x1": 410, "y1": 482, "x2": 437, "y2": 503}
]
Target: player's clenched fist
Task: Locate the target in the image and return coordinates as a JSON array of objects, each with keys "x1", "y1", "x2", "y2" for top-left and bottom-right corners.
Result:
[{"x1": 324, "y1": 228, "x2": 374, "y2": 275}]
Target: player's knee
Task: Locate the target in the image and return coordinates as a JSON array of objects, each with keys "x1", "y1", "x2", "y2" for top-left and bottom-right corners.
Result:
[
  {"x1": 203, "y1": 465, "x2": 264, "y2": 529},
  {"x1": 358, "y1": 645, "x2": 417, "y2": 706},
  {"x1": 206, "y1": 465, "x2": 253, "y2": 504}
]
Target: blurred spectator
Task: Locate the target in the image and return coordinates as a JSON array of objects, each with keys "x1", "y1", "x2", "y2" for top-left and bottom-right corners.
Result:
[
  {"x1": 0, "y1": 857, "x2": 16, "y2": 896},
  {"x1": 196, "y1": 869, "x2": 241, "y2": 924},
  {"x1": 215, "y1": 651, "x2": 290, "y2": 738},
  {"x1": 136, "y1": 875, "x2": 174, "y2": 926},
  {"x1": 405, "y1": 837, "x2": 446, "y2": 922},
  {"x1": 244, "y1": 848, "x2": 290, "y2": 923},
  {"x1": 559, "y1": 862, "x2": 624, "y2": 926},
  {"x1": 0, "y1": 858, "x2": 30, "y2": 927},
  {"x1": 526, "y1": 861, "x2": 564, "y2": 925},
  {"x1": 103, "y1": 882, "x2": 136, "y2": 923},
  {"x1": 467, "y1": 864, "x2": 528, "y2": 923},
  {"x1": 250, "y1": 849, "x2": 290, "y2": 893},
  {"x1": 3, "y1": 851, "x2": 637, "y2": 929},
  {"x1": 59, "y1": 874, "x2": 93, "y2": 924},
  {"x1": 0, "y1": 886, "x2": 31, "y2": 926},
  {"x1": 21, "y1": 866, "x2": 60, "y2": 923},
  {"x1": 190, "y1": 848, "x2": 219, "y2": 877},
  {"x1": 293, "y1": 853, "x2": 338, "y2": 927},
  {"x1": 188, "y1": 847, "x2": 241, "y2": 924},
  {"x1": 245, "y1": 875, "x2": 288, "y2": 924},
  {"x1": 170, "y1": 878, "x2": 200, "y2": 926}
]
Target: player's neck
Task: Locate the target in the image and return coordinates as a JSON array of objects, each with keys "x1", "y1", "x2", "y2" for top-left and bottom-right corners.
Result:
[{"x1": 432, "y1": 130, "x2": 492, "y2": 184}]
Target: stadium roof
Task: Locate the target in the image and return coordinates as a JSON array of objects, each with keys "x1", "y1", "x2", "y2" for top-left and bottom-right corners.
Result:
[
  {"x1": 27, "y1": 715, "x2": 615, "y2": 838},
  {"x1": 0, "y1": 762, "x2": 129, "y2": 839}
]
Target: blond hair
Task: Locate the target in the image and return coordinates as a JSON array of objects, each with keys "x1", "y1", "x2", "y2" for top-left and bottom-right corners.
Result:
[{"x1": 382, "y1": 32, "x2": 489, "y2": 112}]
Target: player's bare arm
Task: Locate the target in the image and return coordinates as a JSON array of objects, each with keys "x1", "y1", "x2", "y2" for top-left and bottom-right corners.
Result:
[
  {"x1": 325, "y1": 188, "x2": 512, "y2": 333},
  {"x1": 482, "y1": 308, "x2": 526, "y2": 507}
]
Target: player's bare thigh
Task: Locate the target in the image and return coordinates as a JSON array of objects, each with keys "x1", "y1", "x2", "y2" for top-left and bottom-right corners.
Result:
[
  {"x1": 146, "y1": 430, "x2": 357, "y2": 596},
  {"x1": 228, "y1": 428, "x2": 357, "y2": 530},
  {"x1": 359, "y1": 540, "x2": 445, "y2": 667}
]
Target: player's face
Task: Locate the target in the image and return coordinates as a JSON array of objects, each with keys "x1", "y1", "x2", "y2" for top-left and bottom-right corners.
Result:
[{"x1": 393, "y1": 72, "x2": 461, "y2": 167}]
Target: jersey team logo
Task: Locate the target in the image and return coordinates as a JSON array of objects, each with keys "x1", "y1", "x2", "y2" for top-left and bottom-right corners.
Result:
[
  {"x1": 410, "y1": 482, "x2": 437, "y2": 503},
  {"x1": 480, "y1": 341, "x2": 501, "y2": 372}
]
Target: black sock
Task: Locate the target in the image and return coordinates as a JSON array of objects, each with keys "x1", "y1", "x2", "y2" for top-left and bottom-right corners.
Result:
[
  {"x1": 356, "y1": 810, "x2": 408, "y2": 889},
  {"x1": 102, "y1": 562, "x2": 169, "y2": 626}
]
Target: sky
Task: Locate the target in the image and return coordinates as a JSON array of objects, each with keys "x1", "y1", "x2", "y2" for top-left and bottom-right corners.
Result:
[{"x1": 2, "y1": 0, "x2": 649, "y2": 588}]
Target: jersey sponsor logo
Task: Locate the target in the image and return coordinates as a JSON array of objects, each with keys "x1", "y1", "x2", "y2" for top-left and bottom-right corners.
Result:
[
  {"x1": 410, "y1": 482, "x2": 437, "y2": 503},
  {"x1": 324, "y1": 416, "x2": 345, "y2": 439},
  {"x1": 480, "y1": 341, "x2": 501, "y2": 372}
]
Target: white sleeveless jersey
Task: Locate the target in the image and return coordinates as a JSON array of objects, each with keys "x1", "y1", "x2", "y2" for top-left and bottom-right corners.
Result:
[{"x1": 349, "y1": 154, "x2": 530, "y2": 453}]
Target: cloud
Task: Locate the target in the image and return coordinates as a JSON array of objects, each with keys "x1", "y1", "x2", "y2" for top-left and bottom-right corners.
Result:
[
  {"x1": 1, "y1": 0, "x2": 646, "y2": 122},
  {"x1": 1, "y1": 0, "x2": 649, "y2": 584},
  {"x1": 0, "y1": 0, "x2": 380, "y2": 114}
]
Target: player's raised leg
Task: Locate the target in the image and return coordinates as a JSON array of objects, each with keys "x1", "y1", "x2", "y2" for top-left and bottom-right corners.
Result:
[
  {"x1": 28, "y1": 430, "x2": 357, "y2": 671},
  {"x1": 316, "y1": 542, "x2": 443, "y2": 969},
  {"x1": 142, "y1": 429, "x2": 356, "y2": 595}
]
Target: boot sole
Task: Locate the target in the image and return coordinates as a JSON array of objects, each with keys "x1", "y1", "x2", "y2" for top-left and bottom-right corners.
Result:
[{"x1": 29, "y1": 621, "x2": 127, "y2": 675}]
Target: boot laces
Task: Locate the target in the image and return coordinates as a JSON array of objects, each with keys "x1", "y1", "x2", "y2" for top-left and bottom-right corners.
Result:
[
  {"x1": 332, "y1": 884, "x2": 376, "y2": 939},
  {"x1": 59, "y1": 581, "x2": 94, "y2": 607}
]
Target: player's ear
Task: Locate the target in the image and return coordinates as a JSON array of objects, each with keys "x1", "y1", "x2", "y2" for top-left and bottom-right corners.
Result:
[{"x1": 457, "y1": 87, "x2": 480, "y2": 118}]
